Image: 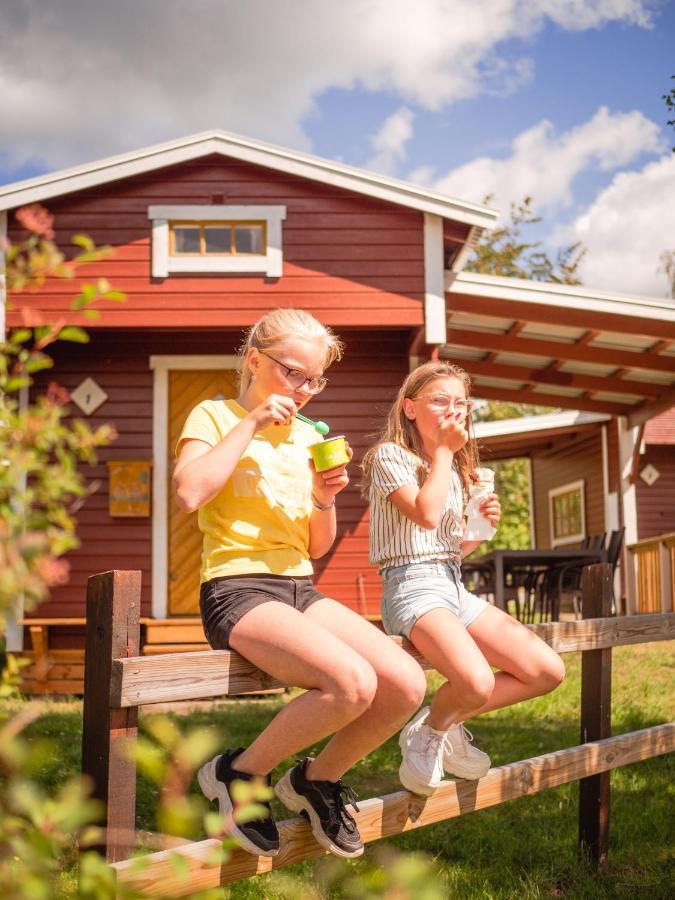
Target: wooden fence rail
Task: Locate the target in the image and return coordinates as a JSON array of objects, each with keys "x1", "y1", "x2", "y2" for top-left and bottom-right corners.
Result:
[{"x1": 80, "y1": 566, "x2": 675, "y2": 896}]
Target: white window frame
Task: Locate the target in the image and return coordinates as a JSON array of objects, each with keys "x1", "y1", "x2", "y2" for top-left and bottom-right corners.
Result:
[
  {"x1": 148, "y1": 205, "x2": 286, "y2": 278},
  {"x1": 548, "y1": 479, "x2": 586, "y2": 547},
  {"x1": 150, "y1": 354, "x2": 239, "y2": 618}
]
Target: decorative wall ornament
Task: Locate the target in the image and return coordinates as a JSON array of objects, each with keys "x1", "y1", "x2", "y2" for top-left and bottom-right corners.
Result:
[
  {"x1": 107, "y1": 460, "x2": 152, "y2": 517},
  {"x1": 70, "y1": 377, "x2": 108, "y2": 415},
  {"x1": 639, "y1": 463, "x2": 660, "y2": 486}
]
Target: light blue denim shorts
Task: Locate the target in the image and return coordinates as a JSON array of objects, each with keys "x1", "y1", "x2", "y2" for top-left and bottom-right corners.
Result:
[{"x1": 380, "y1": 560, "x2": 489, "y2": 639}]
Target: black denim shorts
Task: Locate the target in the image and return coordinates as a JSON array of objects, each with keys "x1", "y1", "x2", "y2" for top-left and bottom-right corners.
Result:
[{"x1": 199, "y1": 573, "x2": 326, "y2": 650}]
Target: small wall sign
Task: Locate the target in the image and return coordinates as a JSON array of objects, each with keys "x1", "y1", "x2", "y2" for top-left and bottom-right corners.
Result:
[
  {"x1": 70, "y1": 377, "x2": 108, "y2": 415},
  {"x1": 639, "y1": 463, "x2": 660, "y2": 486},
  {"x1": 107, "y1": 460, "x2": 152, "y2": 517}
]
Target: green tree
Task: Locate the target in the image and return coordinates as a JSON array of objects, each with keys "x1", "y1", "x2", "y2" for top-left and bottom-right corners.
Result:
[
  {"x1": 465, "y1": 199, "x2": 585, "y2": 550},
  {"x1": 0, "y1": 206, "x2": 129, "y2": 897},
  {"x1": 466, "y1": 196, "x2": 585, "y2": 285},
  {"x1": 663, "y1": 74, "x2": 674, "y2": 152},
  {"x1": 660, "y1": 76, "x2": 675, "y2": 297}
]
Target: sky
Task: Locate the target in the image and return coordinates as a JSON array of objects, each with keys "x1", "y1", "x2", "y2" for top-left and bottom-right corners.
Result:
[{"x1": 1, "y1": 0, "x2": 674, "y2": 297}]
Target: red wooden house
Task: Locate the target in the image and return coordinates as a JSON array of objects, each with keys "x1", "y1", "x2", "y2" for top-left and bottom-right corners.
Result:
[{"x1": 1, "y1": 130, "x2": 674, "y2": 690}]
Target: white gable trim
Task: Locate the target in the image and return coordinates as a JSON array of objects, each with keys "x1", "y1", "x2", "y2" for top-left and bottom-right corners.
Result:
[
  {"x1": 149, "y1": 354, "x2": 239, "y2": 618},
  {"x1": 0, "y1": 130, "x2": 497, "y2": 229},
  {"x1": 423, "y1": 213, "x2": 447, "y2": 344}
]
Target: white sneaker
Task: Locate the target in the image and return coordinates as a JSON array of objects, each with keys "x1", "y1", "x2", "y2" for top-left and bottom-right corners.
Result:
[
  {"x1": 398, "y1": 707, "x2": 445, "y2": 796},
  {"x1": 442, "y1": 723, "x2": 491, "y2": 779}
]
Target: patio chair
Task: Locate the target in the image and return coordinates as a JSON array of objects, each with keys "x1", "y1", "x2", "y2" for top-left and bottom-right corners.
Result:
[
  {"x1": 545, "y1": 530, "x2": 624, "y2": 619},
  {"x1": 461, "y1": 560, "x2": 528, "y2": 617}
]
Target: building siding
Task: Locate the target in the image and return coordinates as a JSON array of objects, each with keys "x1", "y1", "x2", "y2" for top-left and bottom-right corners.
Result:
[
  {"x1": 636, "y1": 445, "x2": 675, "y2": 539},
  {"x1": 531, "y1": 432, "x2": 605, "y2": 548},
  {"x1": 7, "y1": 155, "x2": 430, "y2": 329}
]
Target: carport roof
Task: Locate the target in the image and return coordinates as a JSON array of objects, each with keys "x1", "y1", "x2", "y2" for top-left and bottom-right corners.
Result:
[{"x1": 444, "y1": 272, "x2": 675, "y2": 427}]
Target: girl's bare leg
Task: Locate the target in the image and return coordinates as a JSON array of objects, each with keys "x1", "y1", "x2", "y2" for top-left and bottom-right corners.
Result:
[
  {"x1": 303, "y1": 598, "x2": 427, "y2": 780},
  {"x1": 410, "y1": 605, "x2": 564, "y2": 730},
  {"x1": 462, "y1": 604, "x2": 565, "y2": 718},
  {"x1": 228, "y1": 602, "x2": 379, "y2": 775}
]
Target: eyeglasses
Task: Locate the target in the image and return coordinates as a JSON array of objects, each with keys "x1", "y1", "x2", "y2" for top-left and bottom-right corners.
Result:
[
  {"x1": 412, "y1": 394, "x2": 474, "y2": 418},
  {"x1": 260, "y1": 350, "x2": 328, "y2": 393}
]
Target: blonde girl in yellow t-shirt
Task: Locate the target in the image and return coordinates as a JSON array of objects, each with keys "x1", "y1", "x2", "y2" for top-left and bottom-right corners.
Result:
[{"x1": 174, "y1": 308, "x2": 426, "y2": 860}]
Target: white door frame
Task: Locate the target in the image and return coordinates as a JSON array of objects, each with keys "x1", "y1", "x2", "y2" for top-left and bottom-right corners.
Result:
[{"x1": 149, "y1": 355, "x2": 239, "y2": 618}]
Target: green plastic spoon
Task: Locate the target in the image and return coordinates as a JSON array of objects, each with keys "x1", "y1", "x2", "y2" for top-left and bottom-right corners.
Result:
[{"x1": 296, "y1": 412, "x2": 330, "y2": 435}]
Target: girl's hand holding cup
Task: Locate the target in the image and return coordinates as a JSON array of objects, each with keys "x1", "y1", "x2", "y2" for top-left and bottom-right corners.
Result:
[
  {"x1": 310, "y1": 442, "x2": 353, "y2": 508},
  {"x1": 479, "y1": 494, "x2": 501, "y2": 527},
  {"x1": 465, "y1": 467, "x2": 498, "y2": 541}
]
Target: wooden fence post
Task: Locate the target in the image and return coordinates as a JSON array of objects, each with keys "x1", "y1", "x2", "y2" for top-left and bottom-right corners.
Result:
[
  {"x1": 81, "y1": 570, "x2": 141, "y2": 862},
  {"x1": 578, "y1": 562, "x2": 613, "y2": 872}
]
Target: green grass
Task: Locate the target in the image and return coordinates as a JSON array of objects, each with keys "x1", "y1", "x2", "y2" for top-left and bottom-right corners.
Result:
[{"x1": 2, "y1": 642, "x2": 673, "y2": 898}]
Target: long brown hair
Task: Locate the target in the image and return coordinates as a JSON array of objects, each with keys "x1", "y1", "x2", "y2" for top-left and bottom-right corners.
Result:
[
  {"x1": 361, "y1": 361, "x2": 480, "y2": 499},
  {"x1": 237, "y1": 308, "x2": 344, "y2": 390}
]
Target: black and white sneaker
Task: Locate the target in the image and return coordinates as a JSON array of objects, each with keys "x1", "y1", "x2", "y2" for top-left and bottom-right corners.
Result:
[
  {"x1": 275, "y1": 758, "x2": 364, "y2": 858},
  {"x1": 197, "y1": 747, "x2": 279, "y2": 857}
]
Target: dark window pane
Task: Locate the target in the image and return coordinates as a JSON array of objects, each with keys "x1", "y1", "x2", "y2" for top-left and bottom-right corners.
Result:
[
  {"x1": 204, "y1": 226, "x2": 232, "y2": 254},
  {"x1": 173, "y1": 227, "x2": 200, "y2": 254},
  {"x1": 235, "y1": 225, "x2": 263, "y2": 254}
]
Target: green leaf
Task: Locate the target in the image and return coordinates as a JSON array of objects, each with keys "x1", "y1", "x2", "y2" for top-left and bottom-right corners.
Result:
[
  {"x1": 82, "y1": 309, "x2": 100, "y2": 321},
  {"x1": 25, "y1": 355, "x2": 54, "y2": 374},
  {"x1": 71, "y1": 234, "x2": 95, "y2": 252},
  {"x1": 4, "y1": 375, "x2": 32, "y2": 392},
  {"x1": 104, "y1": 290, "x2": 126, "y2": 302},
  {"x1": 10, "y1": 328, "x2": 33, "y2": 345},
  {"x1": 57, "y1": 326, "x2": 90, "y2": 343}
]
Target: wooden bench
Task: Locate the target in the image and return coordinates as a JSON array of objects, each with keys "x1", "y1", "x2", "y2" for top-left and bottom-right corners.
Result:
[
  {"x1": 80, "y1": 568, "x2": 674, "y2": 896},
  {"x1": 19, "y1": 616, "x2": 210, "y2": 693},
  {"x1": 19, "y1": 618, "x2": 87, "y2": 694}
]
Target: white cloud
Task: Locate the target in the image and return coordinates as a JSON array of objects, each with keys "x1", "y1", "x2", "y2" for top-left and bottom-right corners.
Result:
[
  {"x1": 0, "y1": 0, "x2": 656, "y2": 173},
  {"x1": 429, "y1": 107, "x2": 664, "y2": 212},
  {"x1": 367, "y1": 107, "x2": 415, "y2": 174},
  {"x1": 553, "y1": 154, "x2": 675, "y2": 297}
]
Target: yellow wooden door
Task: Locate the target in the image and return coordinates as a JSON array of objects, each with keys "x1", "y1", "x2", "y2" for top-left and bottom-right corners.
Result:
[{"x1": 168, "y1": 369, "x2": 239, "y2": 614}]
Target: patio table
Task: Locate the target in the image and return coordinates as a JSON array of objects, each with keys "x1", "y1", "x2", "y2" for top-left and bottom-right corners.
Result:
[{"x1": 468, "y1": 547, "x2": 608, "y2": 612}]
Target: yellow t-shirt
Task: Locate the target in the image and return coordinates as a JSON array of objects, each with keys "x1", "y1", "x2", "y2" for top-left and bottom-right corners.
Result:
[{"x1": 176, "y1": 399, "x2": 318, "y2": 582}]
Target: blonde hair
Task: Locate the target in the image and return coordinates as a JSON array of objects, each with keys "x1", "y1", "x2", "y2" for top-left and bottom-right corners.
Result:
[
  {"x1": 361, "y1": 360, "x2": 480, "y2": 499},
  {"x1": 237, "y1": 308, "x2": 344, "y2": 390}
]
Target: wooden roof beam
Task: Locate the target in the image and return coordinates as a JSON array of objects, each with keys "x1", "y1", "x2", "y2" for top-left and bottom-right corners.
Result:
[
  {"x1": 577, "y1": 329, "x2": 600, "y2": 346},
  {"x1": 457, "y1": 358, "x2": 661, "y2": 399},
  {"x1": 445, "y1": 326, "x2": 675, "y2": 375},
  {"x1": 627, "y1": 386, "x2": 675, "y2": 428},
  {"x1": 408, "y1": 325, "x2": 441, "y2": 361},
  {"x1": 448, "y1": 292, "x2": 675, "y2": 340},
  {"x1": 648, "y1": 339, "x2": 673, "y2": 354},
  {"x1": 470, "y1": 384, "x2": 632, "y2": 416}
]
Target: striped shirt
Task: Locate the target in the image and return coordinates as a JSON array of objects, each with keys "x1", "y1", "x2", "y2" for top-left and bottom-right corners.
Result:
[{"x1": 368, "y1": 442, "x2": 465, "y2": 570}]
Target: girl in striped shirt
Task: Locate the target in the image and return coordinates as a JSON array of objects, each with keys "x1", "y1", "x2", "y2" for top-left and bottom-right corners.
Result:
[{"x1": 362, "y1": 361, "x2": 565, "y2": 795}]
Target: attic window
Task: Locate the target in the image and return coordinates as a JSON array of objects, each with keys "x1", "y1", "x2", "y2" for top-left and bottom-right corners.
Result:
[
  {"x1": 148, "y1": 205, "x2": 286, "y2": 278},
  {"x1": 171, "y1": 222, "x2": 266, "y2": 256}
]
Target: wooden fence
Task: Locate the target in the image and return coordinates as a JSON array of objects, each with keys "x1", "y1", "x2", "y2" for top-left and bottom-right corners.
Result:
[{"x1": 80, "y1": 566, "x2": 675, "y2": 897}]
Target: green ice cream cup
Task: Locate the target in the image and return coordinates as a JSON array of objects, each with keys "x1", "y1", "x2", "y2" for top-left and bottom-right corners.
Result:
[{"x1": 309, "y1": 435, "x2": 349, "y2": 472}]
